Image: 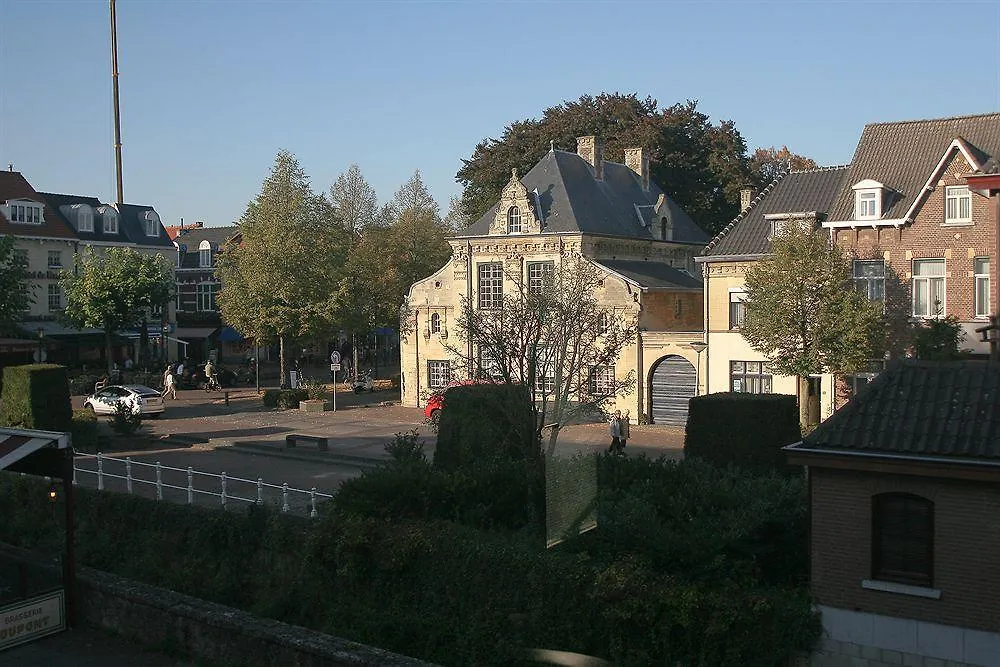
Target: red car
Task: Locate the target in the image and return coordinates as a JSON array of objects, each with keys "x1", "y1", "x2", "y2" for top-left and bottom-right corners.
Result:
[{"x1": 423, "y1": 380, "x2": 492, "y2": 421}]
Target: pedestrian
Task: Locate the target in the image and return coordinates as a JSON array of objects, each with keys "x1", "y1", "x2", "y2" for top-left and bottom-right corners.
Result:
[
  {"x1": 124, "y1": 355, "x2": 133, "y2": 371},
  {"x1": 618, "y1": 411, "x2": 631, "y2": 454},
  {"x1": 176, "y1": 360, "x2": 185, "y2": 378},
  {"x1": 607, "y1": 410, "x2": 622, "y2": 455},
  {"x1": 162, "y1": 368, "x2": 177, "y2": 400},
  {"x1": 162, "y1": 364, "x2": 171, "y2": 388}
]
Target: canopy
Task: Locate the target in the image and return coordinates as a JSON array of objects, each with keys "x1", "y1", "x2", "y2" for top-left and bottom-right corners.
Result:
[
  {"x1": 0, "y1": 428, "x2": 70, "y2": 472},
  {"x1": 218, "y1": 326, "x2": 244, "y2": 343}
]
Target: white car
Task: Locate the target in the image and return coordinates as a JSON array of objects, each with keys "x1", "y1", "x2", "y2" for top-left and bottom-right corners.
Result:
[{"x1": 83, "y1": 384, "x2": 165, "y2": 418}]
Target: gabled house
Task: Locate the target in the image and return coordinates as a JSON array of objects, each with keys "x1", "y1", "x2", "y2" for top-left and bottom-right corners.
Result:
[
  {"x1": 785, "y1": 360, "x2": 1000, "y2": 667},
  {"x1": 696, "y1": 166, "x2": 850, "y2": 421},
  {"x1": 402, "y1": 136, "x2": 709, "y2": 424}
]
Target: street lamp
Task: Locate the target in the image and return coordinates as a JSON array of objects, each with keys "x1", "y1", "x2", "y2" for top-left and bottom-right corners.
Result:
[{"x1": 688, "y1": 341, "x2": 708, "y2": 396}]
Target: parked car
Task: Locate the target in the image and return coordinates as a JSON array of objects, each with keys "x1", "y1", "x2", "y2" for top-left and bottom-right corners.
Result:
[
  {"x1": 83, "y1": 384, "x2": 165, "y2": 418},
  {"x1": 423, "y1": 379, "x2": 494, "y2": 421}
]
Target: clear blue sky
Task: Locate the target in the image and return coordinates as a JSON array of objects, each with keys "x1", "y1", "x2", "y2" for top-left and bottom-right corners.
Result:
[{"x1": 2, "y1": 0, "x2": 999, "y2": 229}]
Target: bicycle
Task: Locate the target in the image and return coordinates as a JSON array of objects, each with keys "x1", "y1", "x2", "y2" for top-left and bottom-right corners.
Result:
[{"x1": 202, "y1": 376, "x2": 222, "y2": 392}]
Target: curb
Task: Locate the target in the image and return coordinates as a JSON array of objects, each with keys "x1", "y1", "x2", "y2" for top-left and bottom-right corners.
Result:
[{"x1": 215, "y1": 440, "x2": 384, "y2": 469}]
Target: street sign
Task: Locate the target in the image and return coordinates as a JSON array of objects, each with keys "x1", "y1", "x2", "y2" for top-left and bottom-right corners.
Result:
[
  {"x1": 330, "y1": 364, "x2": 341, "y2": 371},
  {"x1": 330, "y1": 351, "x2": 341, "y2": 365}
]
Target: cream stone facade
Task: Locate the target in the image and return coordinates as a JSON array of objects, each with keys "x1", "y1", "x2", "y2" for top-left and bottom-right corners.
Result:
[{"x1": 401, "y1": 138, "x2": 709, "y2": 425}]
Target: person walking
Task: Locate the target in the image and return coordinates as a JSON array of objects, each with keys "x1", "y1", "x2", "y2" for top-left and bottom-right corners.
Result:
[
  {"x1": 607, "y1": 411, "x2": 622, "y2": 455},
  {"x1": 618, "y1": 411, "x2": 631, "y2": 454},
  {"x1": 162, "y1": 368, "x2": 177, "y2": 400}
]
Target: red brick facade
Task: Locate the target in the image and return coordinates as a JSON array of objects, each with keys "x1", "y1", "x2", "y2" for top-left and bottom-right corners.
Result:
[{"x1": 810, "y1": 466, "x2": 1000, "y2": 633}]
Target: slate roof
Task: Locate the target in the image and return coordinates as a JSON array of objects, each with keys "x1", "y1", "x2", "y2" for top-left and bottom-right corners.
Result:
[
  {"x1": 790, "y1": 360, "x2": 1000, "y2": 462},
  {"x1": 701, "y1": 166, "x2": 849, "y2": 257},
  {"x1": 0, "y1": 172, "x2": 77, "y2": 239},
  {"x1": 595, "y1": 259, "x2": 702, "y2": 290},
  {"x1": 39, "y1": 192, "x2": 130, "y2": 244},
  {"x1": 175, "y1": 225, "x2": 239, "y2": 270},
  {"x1": 826, "y1": 112, "x2": 1000, "y2": 222},
  {"x1": 117, "y1": 203, "x2": 174, "y2": 248},
  {"x1": 462, "y1": 150, "x2": 708, "y2": 245}
]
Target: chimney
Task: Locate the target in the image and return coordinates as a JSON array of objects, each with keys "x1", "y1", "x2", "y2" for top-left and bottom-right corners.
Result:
[
  {"x1": 576, "y1": 135, "x2": 603, "y2": 180},
  {"x1": 740, "y1": 187, "x2": 755, "y2": 212},
  {"x1": 624, "y1": 147, "x2": 650, "y2": 190}
]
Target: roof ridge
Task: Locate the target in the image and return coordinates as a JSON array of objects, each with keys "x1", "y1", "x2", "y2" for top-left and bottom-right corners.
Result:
[
  {"x1": 702, "y1": 171, "x2": 790, "y2": 253},
  {"x1": 788, "y1": 164, "x2": 851, "y2": 175},
  {"x1": 864, "y1": 111, "x2": 1000, "y2": 128}
]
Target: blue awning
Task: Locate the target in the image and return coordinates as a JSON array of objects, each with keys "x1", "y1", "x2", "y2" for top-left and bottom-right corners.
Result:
[{"x1": 218, "y1": 326, "x2": 244, "y2": 343}]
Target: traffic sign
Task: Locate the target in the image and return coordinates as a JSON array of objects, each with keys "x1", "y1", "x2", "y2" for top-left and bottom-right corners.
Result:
[
  {"x1": 330, "y1": 363, "x2": 341, "y2": 371},
  {"x1": 330, "y1": 351, "x2": 341, "y2": 365}
]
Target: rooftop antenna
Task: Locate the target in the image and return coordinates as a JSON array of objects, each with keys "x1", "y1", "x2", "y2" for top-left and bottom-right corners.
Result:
[
  {"x1": 7, "y1": 163, "x2": 12, "y2": 172},
  {"x1": 110, "y1": 0, "x2": 124, "y2": 208},
  {"x1": 550, "y1": 140, "x2": 554, "y2": 152}
]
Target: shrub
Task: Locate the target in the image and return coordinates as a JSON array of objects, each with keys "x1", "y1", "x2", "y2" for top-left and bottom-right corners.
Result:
[
  {"x1": 0, "y1": 364, "x2": 72, "y2": 432},
  {"x1": 434, "y1": 383, "x2": 538, "y2": 472},
  {"x1": 912, "y1": 315, "x2": 967, "y2": 360},
  {"x1": 107, "y1": 401, "x2": 142, "y2": 436},
  {"x1": 384, "y1": 430, "x2": 426, "y2": 464},
  {"x1": 262, "y1": 389, "x2": 281, "y2": 408},
  {"x1": 70, "y1": 408, "x2": 99, "y2": 452},
  {"x1": 262, "y1": 388, "x2": 308, "y2": 409},
  {"x1": 298, "y1": 378, "x2": 329, "y2": 402},
  {"x1": 684, "y1": 392, "x2": 800, "y2": 472},
  {"x1": 69, "y1": 374, "x2": 100, "y2": 396}
]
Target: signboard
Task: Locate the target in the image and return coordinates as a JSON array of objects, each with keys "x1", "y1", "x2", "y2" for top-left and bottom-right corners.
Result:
[
  {"x1": 289, "y1": 370, "x2": 299, "y2": 388},
  {"x1": 330, "y1": 351, "x2": 341, "y2": 365},
  {"x1": 0, "y1": 590, "x2": 65, "y2": 651},
  {"x1": 330, "y1": 364, "x2": 341, "y2": 372}
]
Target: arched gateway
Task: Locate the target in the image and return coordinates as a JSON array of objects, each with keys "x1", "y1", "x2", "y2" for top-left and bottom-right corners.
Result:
[{"x1": 649, "y1": 355, "x2": 696, "y2": 425}]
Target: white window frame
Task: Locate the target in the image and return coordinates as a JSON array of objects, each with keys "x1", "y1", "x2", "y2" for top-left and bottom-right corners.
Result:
[
  {"x1": 507, "y1": 206, "x2": 522, "y2": 234},
  {"x1": 197, "y1": 282, "x2": 219, "y2": 311},
  {"x1": 47, "y1": 284, "x2": 62, "y2": 311},
  {"x1": 856, "y1": 190, "x2": 879, "y2": 220},
  {"x1": 944, "y1": 186, "x2": 972, "y2": 224},
  {"x1": 853, "y1": 260, "x2": 886, "y2": 306},
  {"x1": 912, "y1": 259, "x2": 946, "y2": 319},
  {"x1": 526, "y1": 261, "x2": 553, "y2": 295},
  {"x1": 47, "y1": 250, "x2": 62, "y2": 269},
  {"x1": 4, "y1": 200, "x2": 44, "y2": 225},
  {"x1": 728, "y1": 290, "x2": 746, "y2": 329},
  {"x1": 730, "y1": 361, "x2": 772, "y2": 394},
  {"x1": 100, "y1": 207, "x2": 119, "y2": 234},
  {"x1": 533, "y1": 350, "x2": 555, "y2": 394},
  {"x1": 477, "y1": 262, "x2": 503, "y2": 310},
  {"x1": 478, "y1": 348, "x2": 504, "y2": 381},
  {"x1": 974, "y1": 257, "x2": 990, "y2": 319},
  {"x1": 427, "y1": 360, "x2": 451, "y2": 389},
  {"x1": 144, "y1": 211, "x2": 160, "y2": 237},
  {"x1": 588, "y1": 365, "x2": 614, "y2": 395},
  {"x1": 74, "y1": 204, "x2": 94, "y2": 232},
  {"x1": 199, "y1": 248, "x2": 212, "y2": 268}
]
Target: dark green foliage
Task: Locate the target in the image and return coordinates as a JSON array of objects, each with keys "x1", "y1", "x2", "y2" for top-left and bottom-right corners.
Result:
[
  {"x1": 107, "y1": 401, "x2": 142, "y2": 436},
  {"x1": 68, "y1": 374, "x2": 100, "y2": 396},
  {"x1": 383, "y1": 430, "x2": 426, "y2": 464},
  {"x1": 685, "y1": 393, "x2": 801, "y2": 471},
  {"x1": 262, "y1": 388, "x2": 308, "y2": 409},
  {"x1": 434, "y1": 383, "x2": 538, "y2": 471},
  {"x1": 0, "y1": 364, "x2": 72, "y2": 432},
  {"x1": 70, "y1": 408, "x2": 99, "y2": 452},
  {"x1": 911, "y1": 315, "x2": 966, "y2": 360}
]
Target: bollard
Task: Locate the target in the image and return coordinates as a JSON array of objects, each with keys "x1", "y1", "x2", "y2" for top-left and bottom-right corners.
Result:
[
  {"x1": 221, "y1": 472, "x2": 228, "y2": 507},
  {"x1": 72, "y1": 458, "x2": 77, "y2": 486},
  {"x1": 310, "y1": 487, "x2": 318, "y2": 518},
  {"x1": 126, "y1": 457, "x2": 133, "y2": 494},
  {"x1": 281, "y1": 483, "x2": 290, "y2": 513},
  {"x1": 155, "y1": 462, "x2": 163, "y2": 500},
  {"x1": 187, "y1": 467, "x2": 194, "y2": 504},
  {"x1": 256, "y1": 478, "x2": 263, "y2": 505},
  {"x1": 97, "y1": 453, "x2": 104, "y2": 491},
  {"x1": 224, "y1": 391, "x2": 229, "y2": 406}
]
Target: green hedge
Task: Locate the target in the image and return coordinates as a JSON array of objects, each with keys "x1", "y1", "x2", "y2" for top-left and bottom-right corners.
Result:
[
  {"x1": 684, "y1": 392, "x2": 801, "y2": 472},
  {"x1": 0, "y1": 364, "x2": 72, "y2": 432},
  {"x1": 262, "y1": 388, "x2": 308, "y2": 409},
  {"x1": 0, "y1": 471, "x2": 819, "y2": 666},
  {"x1": 434, "y1": 383, "x2": 538, "y2": 471},
  {"x1": 70, "y1": 408, "x2": 100, "y2": 452}
]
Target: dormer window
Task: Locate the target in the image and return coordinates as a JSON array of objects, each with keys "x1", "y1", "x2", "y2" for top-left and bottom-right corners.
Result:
[
  {"x1": 944, "y1": 186, "x2": 971, "y2": 224},
  {"x1": 199, "y1": 240, "x2": 212, "y2": 268},
  {"x1": 3, "y1": 199, "x2": 44, "y2": 225},
  {"x1": 852, "y1": 179, "x2": 884, "y2": 221},
  {"x1": 507, "y1": 206, "x2": 522, "y2": 234},
  {"x1": 99, "y1": 206, "x2": 119, "y2": 234},
  {"x1": 144, "y1": 210, "x2": 160, "y2": 237},
  {"x1": 73, "y1": 204, "x2": 94, "y2": 232}
]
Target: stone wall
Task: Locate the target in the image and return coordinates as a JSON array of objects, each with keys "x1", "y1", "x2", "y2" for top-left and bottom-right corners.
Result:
[{"x1": 76, "y1": 565, "x2": 436, "y2": 667}]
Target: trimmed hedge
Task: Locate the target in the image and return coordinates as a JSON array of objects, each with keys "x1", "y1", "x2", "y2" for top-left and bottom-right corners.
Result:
[
  {"x1": 434, "y1": 383, "x2": 537, "y2": 471},
  {"x1": 262, "y1": 388, "x2": 308, "y2": 409},
  {"x1": 684, "y1": 392, "x2": 801, "y2": 471},
  {"x1": 70, "y1": 408, "x2": 100, "y2": 452},
  {"x1": 0, "y1": 364, "x2": 72, "y2": 432}
]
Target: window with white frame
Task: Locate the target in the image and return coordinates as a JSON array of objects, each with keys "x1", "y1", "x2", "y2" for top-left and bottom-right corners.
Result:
[
  {"x1": 430, "y1": 312, "x2": 441, "y2": 334},
  {"x1": 527, "y1": 261, "x2": 553, "y2": 295},
  {"x1": 730, "y1": 361, "x2": 772, "y2": 394},
  {"x1": 199, "y1": 248, "x2": 212, "y2": 268},
  {"x1": 944, "y1": 186, "x2": 972, "y2": 224},
  {"x1": 75, "y1": 204, "x2": 94, "y2": 232},
  {"x1": 477, "y1": 262, "x2": 503, "y2": 309},
  {"x1": 534, "y1": 353, "x2": 555, "y2": 394},
  {"x1": 5, "y1": 200, "x2": 44, "y2": 225},
  {"x1": 13, "y1": 248, "x2": 28, "y2": 267},
  {"x1": 478, "y1": 348, "x2": 503, "y2": 381},
  {"x1": 47, "y1": 284, "x2": 62, "y2": 311},
  {"x1": 912, "y1": 259, "x2": 946, "y2": 318},
  {"x1": 47, "y1": 250, "x2": 62, "y2": 268},
  {"x1": 100, "y1": 207, "x2": 119, "y2": 234},
  {"x1": 427, "y1": 360, "x2": 451, "y2": 389},
  {"x1": 729, "y1": 291, "x2": 746, "y2": 329},
  {"x1": 144, "y1": 211, "x2": 160, "y2": 237},
  {"x1": 853, "y1": 260, "x2": 885, "y2": 305},
  {"x1": 588, "y1": 365, "x2": 614, "y2": 395},
  {"x1": 845, "y1": 360, "x2": 884, "y2": 401},
  {"x1": 597, "y1": 311, "x2": 610, "y2": 335},
  {"x1": 197, "y1": 283, "x2": 219, "y2": 311},
  {"x1": 975, "y1": 257, "x2": 990, "y2": 318},
  {"x1": 855, "y1": 190, "x2": 879, "y2": 220},
  {"x1": 507, "y1": 206, "x2": 522, "y2": 234}
]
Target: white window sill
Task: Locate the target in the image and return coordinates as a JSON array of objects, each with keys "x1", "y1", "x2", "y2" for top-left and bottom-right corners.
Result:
[
  {"x1": 941, "y1": 221, "x2": 974, "y2": 227},
  {"x1": 862, "y1": 579, "x2": 941, "y2": 599}
]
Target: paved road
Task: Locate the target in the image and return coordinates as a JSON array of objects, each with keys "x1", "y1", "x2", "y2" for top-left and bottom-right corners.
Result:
[{"x1": 0, "y1": 626, "x2": 198, "y2": 667}]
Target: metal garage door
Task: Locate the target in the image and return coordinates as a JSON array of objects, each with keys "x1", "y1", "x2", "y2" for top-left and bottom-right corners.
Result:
[{"x1": 650, "y1": 355, "x2": 696, "y2": 425}]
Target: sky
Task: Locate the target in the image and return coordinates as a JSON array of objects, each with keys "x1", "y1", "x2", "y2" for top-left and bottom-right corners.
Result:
[{"x1": 2, "y1": 0, "x2": 1000, "y2": 230}]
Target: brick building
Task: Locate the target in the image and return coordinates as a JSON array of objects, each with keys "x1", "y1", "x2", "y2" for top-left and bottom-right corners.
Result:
[
  {"x1": 401, "y1": 136, "x2": 708, "y2": 424},
  {"x1": 786, "y1": 360, "x2": 1000, "y2": 667}
]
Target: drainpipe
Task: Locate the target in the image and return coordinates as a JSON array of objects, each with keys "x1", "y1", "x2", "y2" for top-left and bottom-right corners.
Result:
[
  {"x1": 466, "y1": 241, "x2": 473, "y2": 377},
  {"x1": 636, "y1": 328, "x2": 643, "y2": 422},
  {"x1": 702, "y1": 262, "x2": 710, "y2": 394},
  {"x1": 413, "y1": 309, "x2": 420, "y2": 407}
]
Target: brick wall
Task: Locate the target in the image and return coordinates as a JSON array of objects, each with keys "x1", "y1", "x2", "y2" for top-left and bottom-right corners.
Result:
[
  {"x1": 811, "y1": 467, "x2": 1000, "y2": 633},
  {"x1": 639, "y1": 290, "x2": 702, "y2": 331}
]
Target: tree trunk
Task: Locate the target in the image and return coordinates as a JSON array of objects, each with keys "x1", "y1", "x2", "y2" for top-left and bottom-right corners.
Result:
[
  {"x1": 545, "y1": 424, "x2": 560, "y2": 458},
  {"x1": 105, "y1": 326, "x2": 114, "y2": 376},
  {"x1": 279, "y1": 334, "x2": 287, "y2": 389},
  {"x1": 352, "y1": 332, "x2": 358, "y2": 381}
]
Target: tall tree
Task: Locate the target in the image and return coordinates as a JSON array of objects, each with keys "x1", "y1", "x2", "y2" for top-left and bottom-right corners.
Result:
[
  {"x1": 443, "y1": 256, "x2": 636, "y2": 455},
  {"x1": 456, "y1": 93, "x2": 753, "y2": 234},
  {"x1": 61, "y1": 247, "x2": 173, "y2": 374},
  {"x1": 740, "y1": 222, "x2": 884, "y2": 425},
  {"x1": 749, "y1": 146, "x2": 819, "y2": 187},
  {"x1": 216, "y1": 150, "x2": 349, "y2": 387},
  {"x1": 389, "y1": 170, "x2": 440, "y2": 220},
  {"x1": 443, "y1": 195, "x2": 471, "y2": 231},
  {"x1": 0, "y1": 236, "x2": 32, "y2": 335},
  {"x1": 329, "y1": 164, "x2": 379, "y2": 237}
]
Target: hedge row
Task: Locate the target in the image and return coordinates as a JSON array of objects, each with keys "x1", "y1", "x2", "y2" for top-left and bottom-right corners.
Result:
[{"x1": 0, "y1": 364, "x2": 72, "y2": 432}]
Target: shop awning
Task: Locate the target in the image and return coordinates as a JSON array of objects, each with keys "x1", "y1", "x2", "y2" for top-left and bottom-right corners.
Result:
[
  {"x1": 173, "y1": 327, "x2": 219, "y2": 340},
  {"x1": 20, "y1": 321, "x2": 105, "y2": 338},
  {"x1": 0, "y1": 428, "x2": 70, "y2": 472},
  {"x1": 218, "y1": 326, "x2": 244, "y2": 343}
]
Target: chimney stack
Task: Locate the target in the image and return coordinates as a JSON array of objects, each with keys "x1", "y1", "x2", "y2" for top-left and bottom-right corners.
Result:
[
  {"x1": 740, "y1": 187, "x2": 755, "y2": 212},
  {"x1": 576, "y1": 136, "x2": 603, "y2": 180},
  {"x1": 624, "y1": 147, "x2": 650, "y2": 190}
]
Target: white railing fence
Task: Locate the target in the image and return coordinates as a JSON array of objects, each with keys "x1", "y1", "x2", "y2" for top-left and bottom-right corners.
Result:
[{"x1": 73, "y1": 452, "x2": 333, "y2": 518}]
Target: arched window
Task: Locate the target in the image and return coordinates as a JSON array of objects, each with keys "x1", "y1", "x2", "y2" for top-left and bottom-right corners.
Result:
[
  {"x1": 597, "y1": 312, "x2": 609, "y2": 335},
  {"x1": 872, "y1": 492, "x2": 934, "y2": 587},
  {"x1": 430, "y1": 312, "x2": 441, "y2": 334},
  {"x1": 507, "y1": 206, "x2": 522, "y2": 234},
  {"x1": 99, "y1": 206, "x2": 119, "y2": 234},
  {"x1": 199, "y1": 240, "x2": 213, "y2": 268}
]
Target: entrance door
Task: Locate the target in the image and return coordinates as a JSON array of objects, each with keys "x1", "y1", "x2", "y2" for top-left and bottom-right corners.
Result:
[{"x1": 649, "y1": 355, "x2": 696, "y2": 425}]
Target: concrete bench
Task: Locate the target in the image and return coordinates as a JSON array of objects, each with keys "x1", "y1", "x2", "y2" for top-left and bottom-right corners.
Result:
[{"x1": 284, "y1": 434, "x2": 329, "y2": 452}]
